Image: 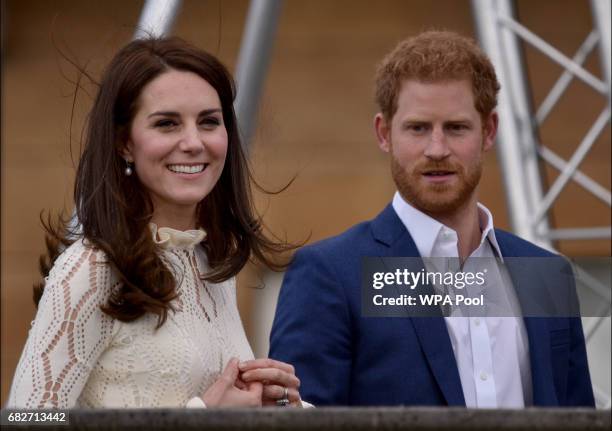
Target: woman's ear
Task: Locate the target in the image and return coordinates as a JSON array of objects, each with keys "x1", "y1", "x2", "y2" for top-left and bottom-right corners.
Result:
[{"x1": 119, "y1": 140, "x2": 134, "y2": 162}]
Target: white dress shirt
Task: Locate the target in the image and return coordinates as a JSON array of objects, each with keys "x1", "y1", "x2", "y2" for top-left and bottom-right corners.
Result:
[{"x1": 392, "y1": 192, "x2": 533, "y2": 408}]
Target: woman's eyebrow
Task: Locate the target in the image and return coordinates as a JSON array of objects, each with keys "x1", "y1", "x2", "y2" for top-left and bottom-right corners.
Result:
[{"x1": 147, "y1": 108, "x2": 222, "y2": 119}]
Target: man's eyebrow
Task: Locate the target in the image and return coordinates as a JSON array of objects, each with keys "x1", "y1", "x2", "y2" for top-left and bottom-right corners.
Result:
[
  {"x1": 444, "y1": 117, "x2": 473, "y2": 123},
  {"x1": 147, "y1": 108, "x2": 222, "y2": 119},
  {"x1": 400, "y1": 120, "x2": 431, "y2": 127}
]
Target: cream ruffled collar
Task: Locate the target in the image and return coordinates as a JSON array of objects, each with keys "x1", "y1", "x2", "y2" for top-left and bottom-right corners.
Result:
[{"x1": 149, "y1": 223, "x2": 206, "y2": 250}]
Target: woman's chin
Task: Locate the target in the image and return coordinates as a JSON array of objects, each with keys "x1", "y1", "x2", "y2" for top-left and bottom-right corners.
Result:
[{"x1": 156, "y1": 194, "x2": 209, "y2": 211}]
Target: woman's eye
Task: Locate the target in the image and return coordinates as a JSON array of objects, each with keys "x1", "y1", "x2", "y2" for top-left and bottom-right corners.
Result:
[
  {"x1": 154, "y1": 119, "x2": 177, "y2": 128},
  {"x1": 200, "y1": 117, "x2": 221, "y2": 127}
]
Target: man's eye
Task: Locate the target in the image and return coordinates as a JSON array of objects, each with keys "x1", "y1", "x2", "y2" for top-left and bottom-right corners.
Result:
[
  {"x1": 407, "y1": 124, "x2": 427, "y2": 133},
  {"x1": 448, "y1": 124, "x2": 469, "y2": 132}
]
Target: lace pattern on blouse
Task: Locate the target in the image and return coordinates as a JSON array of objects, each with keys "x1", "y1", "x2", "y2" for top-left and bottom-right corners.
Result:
[{"x1": 7, "y1": 229, "x2": 254, "y2": 408}]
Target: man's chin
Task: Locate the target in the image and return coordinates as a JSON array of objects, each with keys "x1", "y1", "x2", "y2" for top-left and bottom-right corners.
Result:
[{"x1": 402, "y1": 188, "x2": 468, "y2": 215}]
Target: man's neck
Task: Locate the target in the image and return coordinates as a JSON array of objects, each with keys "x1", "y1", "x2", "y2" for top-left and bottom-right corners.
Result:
[{"x1": 427, "y1": 199, "x2": 482, "y2": 262}]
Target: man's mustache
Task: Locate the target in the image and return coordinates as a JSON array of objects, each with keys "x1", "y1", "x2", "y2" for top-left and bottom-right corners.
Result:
[{"x1": 414, "y1": 161, "x2": 463, "y2": 174}]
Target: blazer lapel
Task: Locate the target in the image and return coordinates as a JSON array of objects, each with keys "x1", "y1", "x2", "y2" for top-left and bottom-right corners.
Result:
[
  {"x1": 410, "y1": 317, "x2": 466, "y2": 406},
  {"x1": 371, "y1": 205, "x2": 466, "y2": 406}
]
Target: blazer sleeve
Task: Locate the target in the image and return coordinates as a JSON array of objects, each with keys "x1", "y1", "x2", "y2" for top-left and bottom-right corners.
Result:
[
  {"x1": 566, "y1": 315, "x2": 596, "y2": 406},
  {"x1": 564, "y1": 257, "x2": 595, "y2": 407},
  {"x1": 552, "y1": 257, "x2": 595, "y2": 407},
  {"x1": 269, "y1": 245, "x2": 353, "y2": 406}
]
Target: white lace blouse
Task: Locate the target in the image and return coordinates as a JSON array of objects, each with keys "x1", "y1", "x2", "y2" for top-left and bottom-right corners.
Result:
[{"x1": 7, "y1": 225, "x2": 254, "y2": 408}]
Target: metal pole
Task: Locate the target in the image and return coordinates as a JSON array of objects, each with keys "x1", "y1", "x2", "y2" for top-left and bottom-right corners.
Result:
[
  {"x1": 234, "y1": 0, "x2": 283, "y2": 151},
  {"x1": 538, "y1": 145, "x2": 611, "y2": 206},
  {"x1": 547, "y1": 227, "x2": 612, "y2": 241},
  {"x1": 498, "y1": 16, "x2": 607, "y2": 94},
  {"x1": 133, "y1": 0, "x2": 182, "y2": 40},
  {"x1": 536, "y1": 31, "x2": 599, "y2": 124},
  {"x1": 590, "y1": 0, "x2": 611, "y2": 104},
  {"x1": 471, "y1": 0, "x2": 551, "y2": 247},
  {"x1": 532, "y1": 108, "x2": 611, "y2": 224}
]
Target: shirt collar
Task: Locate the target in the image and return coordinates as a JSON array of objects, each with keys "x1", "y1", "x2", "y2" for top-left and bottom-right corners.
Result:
[
  {"x1": 391, "y1": 191, "x2": 503, "y2": 259},
  {"x1": 149, "y1": 223, "x2": 206, "y2": 250},
  {"x1": 476, "y1": 202, "x2": 503, "y2": 259},
  {"x1": 392, "y1": 191, "x2": 443, "y2": 257}
]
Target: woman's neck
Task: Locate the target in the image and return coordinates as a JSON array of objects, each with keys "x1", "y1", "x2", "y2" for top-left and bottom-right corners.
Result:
[{"x1": 151, "y1": 205, "x2": 198, "y2": 231}]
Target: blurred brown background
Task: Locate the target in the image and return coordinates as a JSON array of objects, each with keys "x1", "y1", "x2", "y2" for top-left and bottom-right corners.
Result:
[{"x1": 2, "y1": 0, "x2": 610, "y2": 405}]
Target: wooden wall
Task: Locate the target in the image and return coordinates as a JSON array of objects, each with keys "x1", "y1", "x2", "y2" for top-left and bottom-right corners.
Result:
[{"x1": 2, "y1": 0, "x2": 609, "y2": 404}]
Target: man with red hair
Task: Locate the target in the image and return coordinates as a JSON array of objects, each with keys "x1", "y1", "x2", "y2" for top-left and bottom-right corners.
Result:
[{"x1": 270, "y1": 31, "x2": 595, "y2": 408}]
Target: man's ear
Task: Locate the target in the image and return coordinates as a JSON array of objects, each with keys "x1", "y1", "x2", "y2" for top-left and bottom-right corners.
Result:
[
  {"x1": 374, "y1": 113, "x2": 392, "y2": 153},
  {"x1": 482, "y1": 112, "x2": 498, "y2": 152}
]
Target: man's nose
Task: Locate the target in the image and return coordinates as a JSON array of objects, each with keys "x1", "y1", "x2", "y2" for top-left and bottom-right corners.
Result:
[{"x1": 423, "y1": 128, "x2": 450, "y2": 160}]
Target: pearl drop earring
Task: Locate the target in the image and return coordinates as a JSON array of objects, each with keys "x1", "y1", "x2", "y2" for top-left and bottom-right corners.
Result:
[{"x1": 124, "y1": 160, "x2": 133, "y2": 176}]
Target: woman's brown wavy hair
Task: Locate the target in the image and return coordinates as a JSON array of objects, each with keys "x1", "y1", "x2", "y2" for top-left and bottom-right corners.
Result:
[{"x1": 34, "y1": 37, "x2": 293, "y2": 327}]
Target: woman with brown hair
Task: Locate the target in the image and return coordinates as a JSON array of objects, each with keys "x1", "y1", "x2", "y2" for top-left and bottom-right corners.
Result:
[{"x1": 7, "y1": 37, "x2": 303, "y2": 408}]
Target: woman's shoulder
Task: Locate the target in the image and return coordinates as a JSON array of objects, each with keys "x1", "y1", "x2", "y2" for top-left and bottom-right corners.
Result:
[
  {"x1": 50, "y1": 237, "x2": 106, "y2": 271},
  {"x1": 43, "y1": 237, "x2": 118, "y2": 301}
]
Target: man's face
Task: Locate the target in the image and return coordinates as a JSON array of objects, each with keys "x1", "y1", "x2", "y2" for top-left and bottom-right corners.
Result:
[{"x1": 374, "y1": 79, "x2": 497, "y2": 216}]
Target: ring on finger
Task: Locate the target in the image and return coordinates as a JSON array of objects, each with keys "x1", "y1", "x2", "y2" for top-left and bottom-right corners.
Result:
[{"x1": 276, "y1": 386, "x2": 290, "y2": 407}]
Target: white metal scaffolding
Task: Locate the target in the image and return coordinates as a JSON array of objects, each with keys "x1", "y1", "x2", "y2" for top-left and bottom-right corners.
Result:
[{"x1": 472, "y1": 0, "x2": 611, "y2": 408}]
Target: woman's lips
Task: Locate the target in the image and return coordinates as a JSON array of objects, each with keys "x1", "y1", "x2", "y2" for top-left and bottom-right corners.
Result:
[{"x1": 166, "y1": 163, "x2": 209, "y2": 179}]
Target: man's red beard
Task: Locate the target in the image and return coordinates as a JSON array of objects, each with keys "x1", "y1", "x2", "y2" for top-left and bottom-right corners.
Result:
[{"x1": 391, "y1": 155, "x2": 482, "y2": 216}]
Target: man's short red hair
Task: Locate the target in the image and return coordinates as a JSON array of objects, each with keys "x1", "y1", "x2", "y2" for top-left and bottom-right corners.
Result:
[{"x1": 375, "y1": 30, "x2": 500, "y2": 121}]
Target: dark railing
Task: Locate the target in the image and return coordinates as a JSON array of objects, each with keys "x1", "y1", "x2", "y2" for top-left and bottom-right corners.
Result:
[{"x1": 1, "y1": 407, "x2": 610, "y2": 431}]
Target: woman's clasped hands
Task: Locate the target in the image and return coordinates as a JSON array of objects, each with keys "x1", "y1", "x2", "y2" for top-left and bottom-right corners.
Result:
[{"x1": 201, "y1": 357, "x2": 302, "y2": 407}]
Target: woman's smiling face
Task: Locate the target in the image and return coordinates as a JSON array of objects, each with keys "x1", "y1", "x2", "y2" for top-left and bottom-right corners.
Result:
[{"x1": 124, "y1": 69, "x2": 228, "y2": 227}]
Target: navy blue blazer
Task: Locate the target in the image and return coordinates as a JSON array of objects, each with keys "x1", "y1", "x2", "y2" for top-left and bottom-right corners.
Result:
[{"x1": 269, "y1": 204, "x2": 595, "y2": 407}]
